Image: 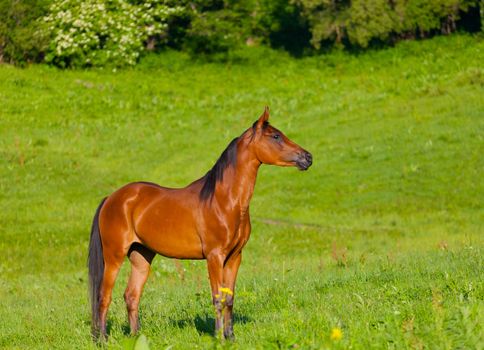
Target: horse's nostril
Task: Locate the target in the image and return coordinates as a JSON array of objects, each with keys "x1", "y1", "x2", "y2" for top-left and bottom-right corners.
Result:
[
  {"x1": 305, "y1": 152, "x2": 312, "y2": 163},
  {"x1": 295, "y1": 151, "x2": 312, "y2": 169}
]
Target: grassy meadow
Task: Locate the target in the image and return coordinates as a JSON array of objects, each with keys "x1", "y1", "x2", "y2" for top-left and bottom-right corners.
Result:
[{"x1": 0, "y1": 34, "x2": 483, "y2": 349}]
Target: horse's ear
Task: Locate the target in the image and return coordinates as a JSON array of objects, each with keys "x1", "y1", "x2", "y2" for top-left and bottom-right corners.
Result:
[{"x1": 256, "y1": 106, "x2": 270, "y2": 129}]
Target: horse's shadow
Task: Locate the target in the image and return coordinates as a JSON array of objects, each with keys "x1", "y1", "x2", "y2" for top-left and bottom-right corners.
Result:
[
  {"x1": 105, "y1": 319, "x2": 131, "y2": 336},
  {"x1": 171, "y1": 313, "x2": 253, "y2": 335},
  {"x1": 105, "y1": 312, "x2": 253, "y2": 337}
]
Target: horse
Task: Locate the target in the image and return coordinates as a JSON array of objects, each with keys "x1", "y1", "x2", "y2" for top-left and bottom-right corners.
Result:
[{"x1": 88, "y1": 107, "x2": 312, "y2": 341}]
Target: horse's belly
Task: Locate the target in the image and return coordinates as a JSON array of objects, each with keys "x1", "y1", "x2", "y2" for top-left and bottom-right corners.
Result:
[
  {"x1": 138, "y1": 227, "x2": 203, "y2": 259},
  {"x1": 133, "y1": 200, "x2": 204, "y2": 259}
]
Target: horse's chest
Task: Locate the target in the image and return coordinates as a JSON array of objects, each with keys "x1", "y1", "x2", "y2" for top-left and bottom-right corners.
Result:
[
  {"x1": 203, "y1": 212, "x2": 249, "y2": 253},
  {"x1": 225, "y1": 214, "x2": 250, "y2": 252}
]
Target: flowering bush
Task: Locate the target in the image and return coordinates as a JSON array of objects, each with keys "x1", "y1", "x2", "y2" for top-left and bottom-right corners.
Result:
[{"x1": 40, "y1": 0, "x2": 185, "y2": 67}]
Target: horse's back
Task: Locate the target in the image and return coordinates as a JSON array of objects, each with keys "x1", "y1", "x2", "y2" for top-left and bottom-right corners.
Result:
[{"x1": 99, "y1": 181, "x2": 204, "y2": 259}]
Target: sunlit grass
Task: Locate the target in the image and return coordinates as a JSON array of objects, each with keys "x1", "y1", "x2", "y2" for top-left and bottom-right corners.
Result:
[{"x1": 0, "y1": 34, "x2": 483, "y2": 349}]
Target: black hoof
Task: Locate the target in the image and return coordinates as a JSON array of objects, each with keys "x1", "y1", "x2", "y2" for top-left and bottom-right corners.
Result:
[{"x1": 224, "y1": 330, "x2": 235, "y2": 341}]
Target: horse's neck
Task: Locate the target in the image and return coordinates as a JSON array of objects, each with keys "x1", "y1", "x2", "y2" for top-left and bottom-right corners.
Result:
[
  {"x1": 233, "y1": 156, "x2": 260, "y2": 212},
  {"x1": 217, "y1": 148, "x2": 260, "y2": 215}
]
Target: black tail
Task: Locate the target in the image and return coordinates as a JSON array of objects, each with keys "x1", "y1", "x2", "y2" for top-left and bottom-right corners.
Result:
[{"x1": 88, "y1": 197, "x2": 107, "y2": 339}]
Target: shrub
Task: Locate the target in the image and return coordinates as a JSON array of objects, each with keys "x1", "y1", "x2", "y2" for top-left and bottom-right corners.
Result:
[
  {"x1": 40, "y1": 0, "x2": 185, "y2": 67},
  {"x1": 183, "y1": 0, "x2": 257, "y2": 55},
  {"x1": 0, "y1": 0, "x2": 49, "y2": 64},
  {"x1": 257, "y1": 0, "x2": 311, "y2": 56},
  {"x1": 182, "y1": 0, "x2": 312, "y2": 57},
  {"x1": 184, "y1": 8, "x2": 245, "y2": 55}
]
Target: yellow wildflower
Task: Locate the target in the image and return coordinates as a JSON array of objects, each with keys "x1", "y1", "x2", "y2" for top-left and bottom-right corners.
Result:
[
  {"x1": 330, "y1": 327, "x2": 343, "y2": 341},
  {"x1": 219, "y1": 287, "x2": 233, "y2": 296},
  {"x1": 215, "y1": 294, "x2": 220, "y2": 299}
]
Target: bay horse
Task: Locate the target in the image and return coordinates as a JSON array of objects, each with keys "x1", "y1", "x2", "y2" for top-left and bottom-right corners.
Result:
[{"x1": 88, "y1": 107, "x2": 312, "y2": 341}]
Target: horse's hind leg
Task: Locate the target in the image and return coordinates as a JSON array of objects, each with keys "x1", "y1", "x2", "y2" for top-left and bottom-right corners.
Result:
[
  {"x1": 99, "y1": 252, "x2": 124, "y2": 339},
  {"x1": 124, "y1": 243, "x2": 155, "y2": 334}
]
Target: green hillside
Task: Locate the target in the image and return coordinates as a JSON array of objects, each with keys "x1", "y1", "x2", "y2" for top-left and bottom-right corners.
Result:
[{"x1": 0, "y1": 34, "x2": 482, "y2": 349}]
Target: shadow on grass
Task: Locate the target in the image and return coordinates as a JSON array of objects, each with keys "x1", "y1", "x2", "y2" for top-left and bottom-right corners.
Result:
[
  {"x1": 106, "y1": 319, "x2": 114, "y2": 335},
  {"x1": 170, "y1": 312, "x2": 253, "y2": 335},
  {"x1": 121, "y1": 323, "x2": 131, "y2": 336},
  {"x1": 104, "y1": 319, "x2": 132, "y2": 337},
  {"x1": 103, "y1": 311, "x2": 253, "y2": 337}
]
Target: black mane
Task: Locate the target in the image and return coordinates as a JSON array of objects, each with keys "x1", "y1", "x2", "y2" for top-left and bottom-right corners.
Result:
[{"x1": 199, "y1": 137, "x2": 239, "y2": 201}]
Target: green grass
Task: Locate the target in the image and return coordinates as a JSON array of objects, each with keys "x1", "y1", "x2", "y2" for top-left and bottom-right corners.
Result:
[{"x1": 0, "y1": 33, "x2": 483, "y2": 349}]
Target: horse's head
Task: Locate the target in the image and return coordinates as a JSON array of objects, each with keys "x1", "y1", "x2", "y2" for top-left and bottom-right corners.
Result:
[{"x1": 247, "y1": 107, "x2": 312, "y2": 170}]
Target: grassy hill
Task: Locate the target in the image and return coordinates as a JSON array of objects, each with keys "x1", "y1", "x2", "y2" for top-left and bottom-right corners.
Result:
[{"x1": 0, "y1": 34, "x2": 482, "y2": 349}]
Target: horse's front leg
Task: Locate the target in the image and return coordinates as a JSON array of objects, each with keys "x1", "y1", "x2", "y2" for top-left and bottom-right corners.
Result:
[
  {"x1": 222, "y1": 253, "x2": 242, "y2": 340},
  {"x1": 206, "y1": 253, "x2": 224, "y2": 337}
]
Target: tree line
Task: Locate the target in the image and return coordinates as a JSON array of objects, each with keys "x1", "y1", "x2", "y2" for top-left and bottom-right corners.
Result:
[{"x1": 0, "y1": 0, "x2": 481, "y2": 67}]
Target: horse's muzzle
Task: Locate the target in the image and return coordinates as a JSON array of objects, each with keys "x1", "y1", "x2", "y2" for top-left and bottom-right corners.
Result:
[{"x1": 296, "y1": 151, "x2": 312, "y2": 170}]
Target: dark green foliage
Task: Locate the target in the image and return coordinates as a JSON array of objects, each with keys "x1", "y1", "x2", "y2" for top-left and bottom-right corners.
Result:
[
  {"x1": 183, "y1": 0, "x2": 265, "y2": 55},
  {"x1": 0, "y1": 0, "x2": 482, "y2": 65},
  {"x1": 258, "y1": 0, "x2": 311, "y2": 56},
  {"x1": 298, "y1": 0, "x2": 482, "y2": 49},
  {"x1": 184, "y1": 7, "x2": 247, "y2": 55},
  {"x1": 183, "y1": 0, "x2": 312, "y2": 56},
  {"x1": 0, "y1": 0, "x2": 49, "y2": 64},
  {"x1": 164, "y1": 7, "x2": 192, "y2": 50},
  {"x1": 456, "y1": 3, "x2": 482, "y2": 32}
]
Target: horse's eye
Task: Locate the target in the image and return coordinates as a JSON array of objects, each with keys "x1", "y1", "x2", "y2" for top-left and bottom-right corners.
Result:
[{"x1": 272, "y1": 134, "x2": 280, "y2": 140}]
